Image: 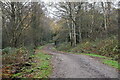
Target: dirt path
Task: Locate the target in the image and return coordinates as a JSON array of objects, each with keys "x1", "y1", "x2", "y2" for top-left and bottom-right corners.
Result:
[{"x1": 43, "y1": 45, "x2": 118, "y2": 78}]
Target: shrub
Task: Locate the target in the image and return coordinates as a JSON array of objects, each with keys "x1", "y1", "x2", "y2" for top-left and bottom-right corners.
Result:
[
  {"x1": 2, "y1": 47, "x2": 34, "y2": 78},
  {"x1": 56, "y1": 36, "x2": 119, "y2": 60},
  {"x1": 56, "y1": 42, "x2": 72, "y2": 51},
  {"x1": 2, "y1": 47, "x2": 17, "y2": 55}
]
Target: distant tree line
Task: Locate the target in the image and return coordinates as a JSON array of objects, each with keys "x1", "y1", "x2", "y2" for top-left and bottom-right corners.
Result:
[{"x1": 51, "y1": 2, "x2": 118, "y2": 47}]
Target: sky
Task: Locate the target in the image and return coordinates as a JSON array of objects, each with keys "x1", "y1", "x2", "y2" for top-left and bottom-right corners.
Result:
[
  {"x1": 41, "y1": 0, "x2": 119, "y2": 3},
  {"x1": 41, "y1": 0, "x2": 119, "y2": 19}
]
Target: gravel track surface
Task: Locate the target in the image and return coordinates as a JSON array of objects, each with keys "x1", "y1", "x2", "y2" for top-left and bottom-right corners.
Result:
[{"x1": 43, "y1": 45, "x2": 118, "y2": 78}]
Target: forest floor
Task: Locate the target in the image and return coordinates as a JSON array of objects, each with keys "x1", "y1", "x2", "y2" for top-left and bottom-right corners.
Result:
[{"x1": 43, "y1": 45, "x2": 118, "y2": 78}]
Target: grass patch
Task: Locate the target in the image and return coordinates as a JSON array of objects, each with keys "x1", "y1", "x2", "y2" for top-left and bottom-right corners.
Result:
[
  {"x1": 84, "y1": 53, "x2": 108, "y2": 58},
  {"x1": 37, "y1": 46, "x2": 44, "y2": 49},
  {"x1": 81, "y1": 53, "x2": 119, "y2": 70},
  {"x1": 84, "y1": 53, "x2": 120, "y2": 70},
  {"x1": 102, "y1": 59, "x2": 120, "y2": 70},
  {"x1": 12, "y1": 73, "x2": 23, "y2": 78},
  {"x1": 51, "y1": 47, "x2": 57, "y2": 51},
  {"x1": 33, "y1": 50, "x2": 52, "y2": 78},
  {"x1": 11, "y1": 46, "x2": 52, "y2": 78}
]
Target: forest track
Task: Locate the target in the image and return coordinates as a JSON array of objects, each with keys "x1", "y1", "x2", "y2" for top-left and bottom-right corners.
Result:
[{"x1": 43, "y1": 45, "x2": 118, "y2": 78}]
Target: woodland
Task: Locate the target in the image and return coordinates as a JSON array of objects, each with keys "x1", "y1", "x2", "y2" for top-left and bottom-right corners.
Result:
[{"x1": 1, "y1": 0, "x2": 120, "y2": 78}]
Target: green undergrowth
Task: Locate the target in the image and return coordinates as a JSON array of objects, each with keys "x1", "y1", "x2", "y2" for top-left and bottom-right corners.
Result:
[
  {"x1": 5, "y1": 46, "x2": 52, "y2": 78},
  {"x1": 37, "y1": 46, "x2": 44, "y2": 50},
  {"x1": 2, "y1": 46, "x2": 35, "y2": 78},
  {"x1": 54, "y1": 36, "x2": 119, "y2": 70},
  {"x1": 56, "y1": 36, "x2": 119, "y2": 60},
  {"x1": 51, "y1": 47, "x2": 57, "y2": 51},
  {"x1": 33, "y1": 50, "x2": 52, "y2": 78},
  {"x1": 21, "y1": 46, "x2": 52, "y2": 78}
]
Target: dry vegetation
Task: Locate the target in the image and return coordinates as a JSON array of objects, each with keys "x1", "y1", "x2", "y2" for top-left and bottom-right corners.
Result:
[{"x1": 56, "y1": 36, "x2": 119, "y2": 60}]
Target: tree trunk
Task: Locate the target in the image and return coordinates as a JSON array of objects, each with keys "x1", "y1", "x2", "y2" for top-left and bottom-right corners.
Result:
[
  {"x1": 118, "y1": 2, "x2": 120, "y2": 58},
  {"x1": 101, "y1": 2, "x2": 108, "y2": 37}
]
